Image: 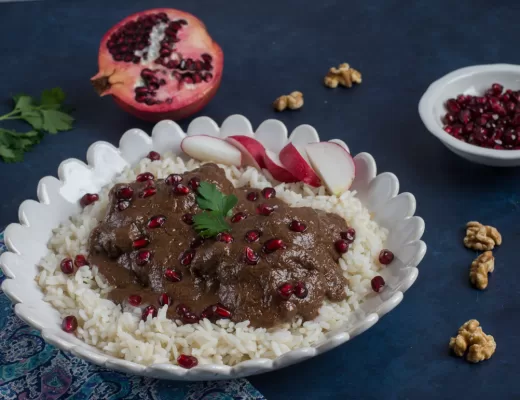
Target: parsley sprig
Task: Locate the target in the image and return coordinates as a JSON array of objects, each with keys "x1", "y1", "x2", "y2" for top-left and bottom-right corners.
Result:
[
  {"x1": 193, "y1": 182, "x2": 238, "y2": 238},
  {"x1": 0, "y1": 88, "x2": 74, "y2": 162}
]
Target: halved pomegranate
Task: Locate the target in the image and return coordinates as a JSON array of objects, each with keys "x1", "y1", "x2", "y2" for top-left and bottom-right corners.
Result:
[{"x1": 91, "y1": 9, "x2": 224, "y2": 122}]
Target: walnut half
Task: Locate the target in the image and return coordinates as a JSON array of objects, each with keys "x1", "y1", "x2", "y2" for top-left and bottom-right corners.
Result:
[
  {"x1": 273, "y1": 91, "x2": 304, "y2": 112},
  {"x1": 470, "y1": 251, "x2": 495, "y2": 290},
  {"x1": 463, "y1": 221, "x2": 502, "y2": 251},
  {"x1": 324, "y1": 63, "x2": 362, "y2": 89},
  {"x1": 449, "y1": 319, "x2": 496, "y2": 363}
]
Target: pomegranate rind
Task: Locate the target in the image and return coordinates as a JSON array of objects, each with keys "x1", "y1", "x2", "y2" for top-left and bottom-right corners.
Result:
[{"x1": 92, "y1": 8, "x2": 223, "y2": 122}]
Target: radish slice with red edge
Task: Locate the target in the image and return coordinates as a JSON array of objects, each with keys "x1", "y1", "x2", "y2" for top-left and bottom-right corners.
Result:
[
  {"x1": 226, "y1": 135, "x2": 266, "y2": 169},
  {"x1": 279, "y1": 143, "x2": 321, "y2": 187},
  {"x1": 181, "y1": 135, "x2": 242, "y2": 166}
]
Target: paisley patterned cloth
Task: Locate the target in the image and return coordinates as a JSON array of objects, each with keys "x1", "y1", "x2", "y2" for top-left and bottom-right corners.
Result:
[{"x1": 0, "y1": 232, "x2": 265, "y2": 400}]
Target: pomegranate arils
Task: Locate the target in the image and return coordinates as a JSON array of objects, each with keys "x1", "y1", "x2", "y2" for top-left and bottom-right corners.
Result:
[
  {"x1": 492, "y1": 83, "x2": 504, "y2": 95},
  {"x1": 278, "y1": 283, "x2": 294, "y2": 299},
  {"x1": 263, "y1": 238, "x2": 287, "y2": 253},
  {"x1": 147, "y1": 151, "x2": 161, "y2": 161},
  {"x1": 165, "y1": 173, "x2": 183, "y2": 185},
  {"x1": 136, "y1": 249, "x2": 152, "y2": 265},
  {"x1": 117, "y1": 200, "x2": 131, "y2": 211},
  {"x1": 335, "y1": 239, "x2": 349, "y2": 254},
  {"x1": 165, "y1": 268, "x2": 182, "y2": 282},
  {"x1": 142, "y1": 305, "x2": 158, "y2": 320},
  {"x1": 182, "y1": 213, "x2": 194, "y2": 225},
  {"x1": 180, "y1": 249, "x2": 195, "y2": 266},
  {"x1": 245, "y1": 247, "x2": 260, "y2": 265},
  {"x1": 371, "y1": 276, "x2": 386, "y2": 293},
  {"x1": 459, "y1": 109, "x2": 472, "y2": 124},
  {"x1": 379, "y1": 249, "x2": 394, "y2": 265},
  {"x1": 140, "y1": 186, "x2": 157, "y2": 198},
  {"x1": 188, "y1": 177, "x2": 200, "y2": 191},
  {"x1": 261, "y1": 187, "x2": 276, "y2": 199},
  {"x1": 444, "y1": 113, "x2": 456, "y2": 124},
  {"x1": 245, "y1": 230, "x2": 261, "y2": 243},
  {"x1": 340, "y1": 228, "x2": 356, "y2": 243},
  {"x1": 294, "y1": 282, "x2": 308, "y2": 299},
  {"x1": 446, "y1": 99, "x2": 461, "y2": 113},
  {"x1": 136, "y1": 172, "x2": 155, "y2": 182},
  {"x1": 147, "y1": 215, "x2": 166, "y2": 228},
  {"x1": 213, "y1": 304, "x2": 232, "y2": 319},
  {"x1": 116, "y1": 186, "x2": 134, "y2": 200},
  {"x1": 176, "y1": 303, "x2": 190, "y2": 316},
  {"x1": 200, "y1": 306, "x2": 214, "y2": 320},
  {"x1": 177, "y1": 354, "x2": 198, "y2": 369},
  {"x1": 62, "y1": 316, "x2": 78, "y2": 333},
  {"x1": 132, "y1": 237, "x2": 150, "y2": 249},
  {"x1": 182, "y1": 312, "x2": 199, "y2": 324},
  {"x1": 257, "y1": 203, "x2": 277, "y2": 216},
  {"x1": 231, "y1": 212, "x2": 247, "y2": 223},
  {"x1": 173, "y1": 184, "x2": 190, "y2": 195},
  {"x1": 289, "y1": 220, "x2": 307, "y2": 233},
  {"x1": 216, "y1": 232, "x2": 234, "y2": 243},
  {"x1": 246, "y1": 191, "x2": 259, "y2": 201},
  {"x1": 128, "y1": 294, "x2": 142, "y2": 306},
  {"x1": 74, "y1": 254, "x2": 88, "y2": 268},
  {"x1": 60, "y1": 258, "x2": 74, "y2": 274},
  {"x1": 80, "y1": 193, "x2": 99, "y2": 207},
  {"x1": 158, "y1": 293, "x2": 172, "y2": 307}
]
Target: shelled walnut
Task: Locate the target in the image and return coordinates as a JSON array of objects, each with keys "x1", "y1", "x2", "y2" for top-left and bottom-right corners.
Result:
[
  {"x1": 449, "y1": 319, "x2": 496, "y2": 363},
  {"x1": 273, "y1": 91, "x2": 303, "y2": 111},
  {"x1": 470, "y1": 251, "x2": 495, "y2": 290},
  {"x1": 324, "y1": 63, "x2": 362, "y2": 88},
  {"x1": 463, "y1": 221, "x2": 502, "y2": 251}
]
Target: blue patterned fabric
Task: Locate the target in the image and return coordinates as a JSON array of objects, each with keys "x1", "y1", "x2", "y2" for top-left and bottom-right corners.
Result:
[{"x1": 0, "y1": 232, "x2": 265, "y2": 400}]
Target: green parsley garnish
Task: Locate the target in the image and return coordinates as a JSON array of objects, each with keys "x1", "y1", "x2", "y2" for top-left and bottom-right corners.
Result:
[
  {"x1": 193, "y1": 181, "x2": 238, "y2": 238},
  {"x1": 0, "y1": 88, "x2": 74, "y2": 163}
]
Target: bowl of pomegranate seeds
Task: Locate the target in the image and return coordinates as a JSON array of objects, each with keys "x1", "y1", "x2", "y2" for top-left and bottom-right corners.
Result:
[{"x1": 419, "y1": 64, "x2": 520, "y2": 166}]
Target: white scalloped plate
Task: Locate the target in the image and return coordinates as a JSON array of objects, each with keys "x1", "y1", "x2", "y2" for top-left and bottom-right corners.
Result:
[{"x1": 0, "y1": 114, "x2": 426, "y2": 381}]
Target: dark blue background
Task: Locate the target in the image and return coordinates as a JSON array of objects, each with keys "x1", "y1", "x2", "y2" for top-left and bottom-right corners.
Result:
[{"x1": 1, "y1": 1, "x2": 519, "y2": 399}]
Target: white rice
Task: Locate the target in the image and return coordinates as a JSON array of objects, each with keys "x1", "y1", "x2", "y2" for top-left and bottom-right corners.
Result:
[{"x1": 37, "y1": 154, "x2": 387, "y2": 366}]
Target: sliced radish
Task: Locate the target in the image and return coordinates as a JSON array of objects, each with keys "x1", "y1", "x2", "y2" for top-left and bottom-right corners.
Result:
[
  {"x1": 263, "y1": 150, "x2": 298, "y2": 183},
  {"x1": 306, "y1": 142, "x2": 356, "y2": 195},
  {"x1": 279, "y1": 143, "x2": 321, "y2": 187},
  {"x1": 181, "y1": 135, "x2": 242, "y2": 166},
  {"x1": 226, "y1": 135, "x2": 266, "y2": 170}
]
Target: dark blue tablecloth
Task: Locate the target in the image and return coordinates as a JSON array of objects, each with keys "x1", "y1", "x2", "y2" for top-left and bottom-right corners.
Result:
[{"x1": 1, "y1": 0, "x2": 519, "y2": 399}]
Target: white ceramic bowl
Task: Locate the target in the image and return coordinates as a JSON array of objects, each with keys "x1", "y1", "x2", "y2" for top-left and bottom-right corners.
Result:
[
  {"x1": 0, "y1": 115, "x2": 426, "y2": 380},
  {"x1": 418, "y1": 63, "x2": 520, "y2": 167}
]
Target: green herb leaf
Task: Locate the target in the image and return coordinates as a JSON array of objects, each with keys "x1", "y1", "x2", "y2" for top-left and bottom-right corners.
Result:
[
  {"x1": 40, "y1": 109, "x2": 74, "y2": 134},
  {"x1": 13, "y1": 95, "x2": 33, "y2": 113},
  {"x1": 221, "y1": 195, "x2": 238, "y2": 217},
  {"x1": 193, "y1": 211, "x2": 231, "y2": 238},
  {"x1": 0, "y1": 129, "x2": 42, "y2": 163},
  {"x1": 21, "y1": 109, "x2": 44, "y2": 130},
  {"x1": 40, "y1": 87, "x2": 65, "y2": 106}
]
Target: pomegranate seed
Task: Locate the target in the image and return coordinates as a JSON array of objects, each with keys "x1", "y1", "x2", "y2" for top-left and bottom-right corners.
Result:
[
  {"x1": 62, "y1": 316, "x2": 78, "y2": 333},
  {"x1": 165, "y1": 174, "x2": 183, "y2": 185},
  {"x1": 188, "y1": 177, "x2": 201, "y2": 191},
  {"x1": 147, "y1": 151, "x2": 160, "y2": 161},
  {"x1": 182, "y1": 312, "x2": 199, "y2": 324},
  {"x1": 446, "y1": 99, "x2": 461, "y2": 113},
  {"x1": 289, "y1": 220, "x2": 307, "y2": 232},
  {"x1": 138, "y1": 185, "x2": 156, "y2": 198},
  {"x1": 179, "y1": 249, "x2": 195, "y2": 266},
  {"x1": 147, "y1": 215, "x2": 166, "y2": 229},
  {"x1": 74, "y1": 255, "x2": 88, "y2": 268},
  {"x1": 456, "y1": 94, "x2": 467, "y2": 105},
  {"x1": 476, "y1": 96, "x2": 488, "y2": 105},
  {"x1": 294, "y1": 282, "x2": 308, "y2": 299},
  {"x1": 216, "y1": 232, "x2": 234, "y2": 243},
  {"x1": 212, "y1": 304, "x2": 232, "y2": 319},
  {"x1": 182, "y1": 213, "x2": 194, "y2": 225},
  {"x1": 116, "y1": 186, "x2": 134, "y2": 200},
  {"x1": 444, "y1": 113, "x2": 456, "y2": 124},
  {"x1": 379, "y1": 249, "x2": 394, "y2": 265},
  {"x1": 245, "y1": 230, "x2": 261, "y2": 243},
  {"x1": 136, "y1": 250, "x2": 152, "y2": 265},
  {"x1": 451, "y1": 125, "x2": 463, "y2": 136},
  {"x1": 340, "y1": 228, "x2": 356, "y2": 243},
  {"x1": 246, "y1": 191, "x2": 259, "y2": 201},
  {"x1": 464, "y1": 122, "x2": 475, "y2": 134},
  {"x1": 128, "y1": 294, "x2": 142, "y2": 306},
  {"x1": 165, "y1": 268, "x2": 182, "y2": 282},
  {"x1": 176, "y1": 303, "x2": 190, "y2": 316},
  {"x1": 261, "y1": 187, "x2": 276, "y2": 199},
  {"x1": 506, "y1": 102, "x2": 516, "y2": 114},
  {"x1": 200, "y1": 306, "x2": 214, "y2": 320},
  {"x1": 177, "y1": 354, "x2": 198, "y2": 369},
  {"x1": 278, "y1": 283, "x2": 294, "y2": 299},
  {"x1": 117, "y1": 200, "x2": 130, "y2": 211},
  {"x1": 158, "y1": 293, "x2": 172, "y2": 307},
  {"x1": 231, "y1": 212, "x2": 247, "y2": 223},
  {"x1": 173, "y1": 184, "x2": 190, "y2": 195},
  {"x1": 190, "y1": 236, "x2": 205, "y2": 248},
  {"x1": 263, "y1": 238, "x2": 287, "y2": 253},
  {"x1": 142, "y1": 305, "x2": 158, "y2": 320},
  {"x1": 492, "y1": 83, "x2": 503, "y2": 95},
  {"x1": 132, "y1": 237, "x2": 149, "y2": 249},
  {"x1": 334, "y1": 239, "x2": 349, "y2": 254},
  {"x1": 371, "y1": 276, "x2": 386, "y2": 293},
  {"x1": 503, "y1": 128, "x2": 518, "y2": 145},
  {"x1": 244, "y1": 247, "x2": 260, "y2": 265},
  {"x1": 60, "y1": 258, "x2": 74, "y2": 274},
  {"x1": 80, "y1": 193, "x2": 99, "y2": 207},
  {"x1": 512, "y1": 113, "x2": 520, "y2": 126},
  {"x1": 257, "y1": 203, "x2": 277, "y2": 216},
  {"x1": 459, "y1": 109, "x2": 472, "y2": 124},
  {"x1": 136, "y1": 172, "x2": 155, "y2": 182}
]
